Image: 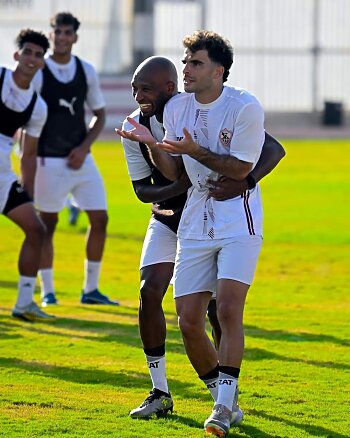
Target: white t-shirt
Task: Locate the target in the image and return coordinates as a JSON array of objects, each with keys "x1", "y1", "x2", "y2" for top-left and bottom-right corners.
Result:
[
  {"x1": 0, "y1": 67, "x2": 47, "y2": 184},
  {"x1": 32, "y1": 55, "x2": 105, "y2": 111},
  {"x1": 163, "y1": 86, "x2": 265, "y2": 240},
  {"x1": 121, "y1": 108, "x2": 165, "y2": 181}
]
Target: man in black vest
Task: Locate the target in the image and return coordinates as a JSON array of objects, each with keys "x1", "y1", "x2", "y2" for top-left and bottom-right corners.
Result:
[
  {"x1": 117, "y1": 56, "x2": 285, "y2": 419},
  {"x1": 32, "y1": 12, "x2": 119, "y2": 307},
  {"x1": 1, "y1": 29, "x2": 55, "y2": 321}
]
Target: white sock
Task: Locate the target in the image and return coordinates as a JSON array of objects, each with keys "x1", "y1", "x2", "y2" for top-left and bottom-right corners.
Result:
[
  {"x1": 216, "y1": 372, "x2": 238, "y2": 411},
  {"x1": 83, "y1": 260, "x2": 101, "y2": 294},
  {"x1": 204, "y1": 376, "x2": 218, "y2": 402},
  {"x1": 16, "y1": 276, "x2": 36, "y2": 308},
  {"x1": 145, "y1": 354, "x2": 169, "y2": 394},
  {"x1": 39, "y1": 269, "x2": 54, "y2": 297}
]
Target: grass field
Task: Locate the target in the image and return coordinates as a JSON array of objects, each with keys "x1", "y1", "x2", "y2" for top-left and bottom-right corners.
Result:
[{"x1": 0, "y1": 139, "x2": 349, "y2": 437}]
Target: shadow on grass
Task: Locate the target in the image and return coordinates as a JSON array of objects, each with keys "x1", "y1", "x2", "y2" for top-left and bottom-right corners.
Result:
[
  {"x1": 245, "y1": 324, "x2": 349, "y2": 347},
  {"x1": 0, "y1": 312, "x2": 184, "y2": 352},
  {"x1": 245, "y1": 346, "x2": 350, "y2": 371},
  {"x1": 247, "y1": 408, "x2": 349, "y2": 438},
  {"x1": 0, "y1": 356, "x2": 205, "y2": 401},
  {"x1": 0, "y1": 280, "x2": 18, "y2": 289}
]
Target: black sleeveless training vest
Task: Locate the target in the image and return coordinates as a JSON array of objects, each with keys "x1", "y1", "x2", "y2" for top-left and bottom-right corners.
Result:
[
  {"x1": 138, "y1": 113, "x2": 187, "y2": 233},
  {"x1": 0, "y1": 67, "x2": 37, "y2": 138},
  {"x1": 38, "y1": 57, "x2": 88, "y2": 157}
]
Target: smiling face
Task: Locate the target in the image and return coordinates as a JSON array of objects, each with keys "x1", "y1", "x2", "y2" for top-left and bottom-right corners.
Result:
[
  {"x1": 14, "y1": 41, "x2": 45, "y2": 78},
  {"x1": 182, "y1": 48, "x2": 224, "y2": 103},
  {"x1": 50, "y1": 24, "x2": 77, "y2": 58},
  {"x1": 131, "y1": 67, "x2": 175, "y2": 121}
]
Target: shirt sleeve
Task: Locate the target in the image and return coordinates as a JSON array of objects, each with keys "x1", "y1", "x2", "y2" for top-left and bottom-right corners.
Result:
[
  {"x1": 230, "y1": 102, "x2": 265, "y2": 164},
  {"x1": 121, "y1": 119, "x2": 152, "y2": 181},
  {"x1": 23, "y1": 96, "x2": 47, "y2": 138},
  {"x1": 31, "y1": 69, "x2": 43, "y2": 94},
  {"x1": 83, "y1": 62, "x2": 106, "y2": 111}
]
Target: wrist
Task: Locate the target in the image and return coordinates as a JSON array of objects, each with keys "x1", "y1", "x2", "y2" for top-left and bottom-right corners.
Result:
[{"x1": 246, "y1": 174, "x2": 256, "y2": 189}]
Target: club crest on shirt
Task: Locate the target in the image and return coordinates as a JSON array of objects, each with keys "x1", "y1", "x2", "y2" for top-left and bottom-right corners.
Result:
[{"x1": 219, "y1": 128, "x2": 233, "y2": 147}]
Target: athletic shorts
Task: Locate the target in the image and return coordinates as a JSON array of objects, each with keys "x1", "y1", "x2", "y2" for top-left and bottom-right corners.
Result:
[
  {"x1": 173, "y1": 235, "x2": 263, "y2": 298},
  {"x1": 140, "y1": 217, "x2": 177, "y2": 269},
  {"x1": 34, "y1": 154, "x2": 107, "y2": 212},
  {"x1": 1, "y1": 180, "x2": 32, "y2": 215}
]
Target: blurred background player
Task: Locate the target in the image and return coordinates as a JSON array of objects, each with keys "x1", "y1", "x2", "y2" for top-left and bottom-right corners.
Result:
[
  {"x1": 117, "y1": 56, "x2": 285, "y2": 418},
  {"x1": 32, "y1": 12, "x2": 119, "y2": 307},
  {"x1": 0, "y1": 29, "x2": 54, "y2": 321}
]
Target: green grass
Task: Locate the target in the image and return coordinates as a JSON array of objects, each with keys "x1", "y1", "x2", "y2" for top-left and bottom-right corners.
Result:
[{"x1": 0, "y1": 139, "x2": 349, "y2": 437}]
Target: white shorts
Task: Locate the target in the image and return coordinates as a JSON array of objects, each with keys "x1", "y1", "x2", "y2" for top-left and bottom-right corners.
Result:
[
  {"x1": 173, "y1": 235, "x2": 263, "y2": 298},
  {"x1": 0, "y1": 175, "x2": 16, "y2": 214},
  {"x1": 34, "y1": 155, "x2": 107, "y2": 212},
  {"x1": 140, "y1": 217, "x2": 177, "y2": 269}
]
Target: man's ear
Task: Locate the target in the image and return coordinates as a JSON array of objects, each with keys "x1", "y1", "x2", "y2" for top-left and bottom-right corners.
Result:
[
  {"x1": 214, "y1": 65, "x2": 225, "y2": 80},
  {"x1": 73, "y1": 33, "x2": 78, "y2": 44},
  {"x1": 13, "y1": 51, "x2": 20, "y2": 62},
  {"x1": 167, "y1": 81, "x2": 176, "y2": 94}
]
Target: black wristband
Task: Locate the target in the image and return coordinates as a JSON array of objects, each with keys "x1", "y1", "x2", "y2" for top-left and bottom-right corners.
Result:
[{"x1": 246, "y1": 174, "x2": 256, "y2": 189}]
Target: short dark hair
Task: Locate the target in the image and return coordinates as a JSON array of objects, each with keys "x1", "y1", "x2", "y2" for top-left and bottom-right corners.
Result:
[
  {"x1": 183, "y1": 30, "x2": 234, "y2": 83},
  {"x1": 50, "y1": 11, "x2": 80, "y2": 32},
  {"x1": 16, "y1": 29, "x2": 50, "y2": 54}
]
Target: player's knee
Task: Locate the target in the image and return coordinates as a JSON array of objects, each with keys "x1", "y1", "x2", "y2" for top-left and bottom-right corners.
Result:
[
  {"x1": 178, "y1": 313, "x2": 201, "y2": 340},
  {"x1": 90, "y1": 211, "x2": 108, "y2": 231},
  {"x1": 40, "y1": 214, "x2": 58, "y2": 236},
  {"x1": 140, "y1": 281, "x2": 163, "y2": 308},
  {"x1": 216, "y1": 301, "x2": 241, "y2": 326},
  {"x1": 26, "y1": 218, "x2": 46, "y2": 244}
]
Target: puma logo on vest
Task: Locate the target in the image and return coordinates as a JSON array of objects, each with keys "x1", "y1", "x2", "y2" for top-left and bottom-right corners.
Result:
[{"x1": 59, "y1": 97, "x2": 77, "y2": 115}]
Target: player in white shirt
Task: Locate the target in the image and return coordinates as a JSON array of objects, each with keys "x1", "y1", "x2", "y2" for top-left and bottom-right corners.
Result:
[
  {"x1": 118, "y1": 31, "x2": 269, "y2": 436},
  {"x1": 0, "y1": 29, "x2": 55, "y2": 321},
  {"x1": 32, "y1": 12, "x2": 119, "y2": 307},
  {"x1": 116, "y1": 55, "x2": 285, "y2": 423}
]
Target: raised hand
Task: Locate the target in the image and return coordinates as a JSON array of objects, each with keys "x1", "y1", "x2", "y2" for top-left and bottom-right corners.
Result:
[
  {"x1": 115, "y1": 116, "x2": 156, "y2": 147},
  {"x1": 158, "y1": 128, "x2": 200, "y2": 156}
]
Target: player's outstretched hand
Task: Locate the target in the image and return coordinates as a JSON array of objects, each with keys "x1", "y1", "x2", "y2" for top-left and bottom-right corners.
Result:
[
  {"x1": 157, "y1": 128, "x2": 200, "y2": 156},
  {"x1": 115, "y1": 117, "x2": 156, "y2": 147}
]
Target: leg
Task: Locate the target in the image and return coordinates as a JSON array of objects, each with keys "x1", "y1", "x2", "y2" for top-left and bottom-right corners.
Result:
[
  {"x1": 207, "y1": 298, "x2": 221, "y2": 350},
  {"x1": 38, "y1": 211, "x2": 59, "y2": 305},
  {"x1": 216, "y1": 279, "x2": 249, "y2": 368},
  {"x1": 6, "y1": 204, "x2": 54, "y2": 321},
  {"x1": 38, "y1": 211, "x2": 59, "y2": 270},
  {"x1": 139, "y1": 263, "x2": 174, "y2": 349},
  {"x1": 130, "y1": 262, "x2": 175, "y2": 419},
  {"x1": 85, "y1": 209, "x2": 108, "y2": 262},
  {"x1": 176, "y1": 292, "x2": 218, "y2": 376},
  {"x1": 80, "y1": 209, "x2": 118, "y2": 304},
  {"x1": 130, "y1": 218, "x2": 178, "y2": 418},
  {"x1": 205, "y1": 237, "x2": 261, "y2": 435},
  {"x1": 7, "y1": 203, "x2": 46, "y2": 277}
]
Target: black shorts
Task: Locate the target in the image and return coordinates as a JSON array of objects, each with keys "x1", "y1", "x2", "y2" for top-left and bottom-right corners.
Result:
[{"x1": 3, "y1": 181, "x2": 32, "y2": 215}]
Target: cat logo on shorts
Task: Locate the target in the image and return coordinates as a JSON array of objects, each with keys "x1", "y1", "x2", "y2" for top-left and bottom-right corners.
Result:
[{"x1": 219, "y1": 128, "x2": 233, "y2": 147}]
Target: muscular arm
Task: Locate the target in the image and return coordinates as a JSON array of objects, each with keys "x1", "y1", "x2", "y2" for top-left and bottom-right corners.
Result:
[
  {"x1": 159, "y1": 128, "x2": 252, "y2": 180},
  {"x1": 208, "y1": 131, "x2": 286, "y2": 200},
  {"x1": 20, "y1": 133, "x2": 38, "y2": 198},
  {"x1": 67, "y1": 107, "x2": 106, "y2": 169},
  {"x1": 132, "y1": 170, "x2": 191, "y2": 204},
  {"x1": 251, "y1": 132, "x2": 285, "y2": 181}
]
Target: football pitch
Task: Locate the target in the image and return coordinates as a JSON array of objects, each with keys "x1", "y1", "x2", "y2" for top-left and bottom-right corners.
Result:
[{"x1": 0, "y1": 139, "x2": 349, "y2": 437}]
